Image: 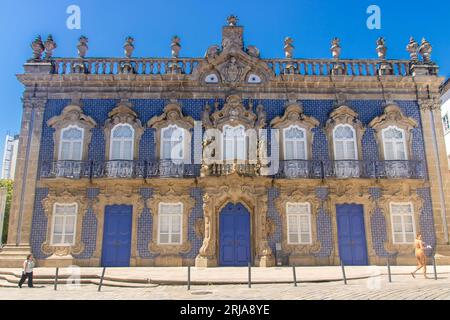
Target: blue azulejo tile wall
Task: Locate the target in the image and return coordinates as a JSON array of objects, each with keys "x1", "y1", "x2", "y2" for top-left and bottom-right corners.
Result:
[
  {"x1": 30, "y1": 188, "x2": 50, "y2": 260},
  {"x1": 39, "y1": 99, "x2": 427, "y2": 176},
  {"x1": 74, "y1": 188, "x2": 99, "y2": 260}
]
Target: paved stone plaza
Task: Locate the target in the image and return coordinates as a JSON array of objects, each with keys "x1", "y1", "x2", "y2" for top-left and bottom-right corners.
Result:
[{"x1": 0, "y1": 266, "x2": 449, "y2": 300}]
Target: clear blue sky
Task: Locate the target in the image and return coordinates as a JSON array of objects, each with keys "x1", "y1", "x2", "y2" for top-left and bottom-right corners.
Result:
[{"x1": 0, "y1": 0, "x2": 449, "y2": 172}]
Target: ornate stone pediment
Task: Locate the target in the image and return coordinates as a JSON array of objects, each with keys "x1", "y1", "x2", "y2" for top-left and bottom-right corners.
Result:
[
  {"x1": 47, "y1": 103, "x2": 97, "y2": 161},
  {"x1": 104, "y1": 100, "x2": 144, "y2": 160},
  {"x1": 369, "y1": 104, "x2": 417, "y2": 130},
  {"x1": 191, "y1": 17, "x2": 274, "y2": 85},
  {"x1": 271, "y1": 101, "x2": 319, "y2": 129},
  {"x1": 147, "y1": 101, "x2": 194, "y2": 130},
  {"x1": 209, "y1": 95, "x2": 258, "y2": 130}
]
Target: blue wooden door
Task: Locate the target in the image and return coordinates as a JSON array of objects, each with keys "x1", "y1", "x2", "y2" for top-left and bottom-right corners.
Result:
[
  {"x1": 336, "y1": 204, "x2": 368, "y2": 266},
  {"x1": 101, "y1": 205, "x2": 133, "y2": 267},
  {"x1": 219, "y1": 203, "x2": 251, "y2": 266}
]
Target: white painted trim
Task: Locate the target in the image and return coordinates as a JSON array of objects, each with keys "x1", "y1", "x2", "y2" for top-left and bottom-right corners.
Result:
[
  {"x1": 157, "y1": 202, "x2": 183, "y2": 245},
  {"x1": 389, "y1": 202, "x2": 416, "y2": 244},
  {"x1": 50, "y1": 202, "x2": 78, "y2": 246},
  {"x1": 286, "y1": 202, "x2": 312, "y2": 245}
]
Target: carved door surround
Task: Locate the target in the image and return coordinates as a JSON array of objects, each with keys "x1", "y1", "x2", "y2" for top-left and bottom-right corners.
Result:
[{"x1": 195, "y1": 174, "x2": 275, "y2": 267}]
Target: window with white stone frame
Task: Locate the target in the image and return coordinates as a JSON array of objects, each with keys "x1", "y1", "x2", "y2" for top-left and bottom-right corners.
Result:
[
  {"x1": 158, "y1": 202, "x2": 183, "y2": 245},
  {"x1": 390, "y1": 202, "x2": 416, "y2": 244},
  {"x1": 286, "y1": 202, "x2": 312, "y2": 244},
  {"x1": 161, "y1": 125, "x2": 185, "y2": 161},
  {"x1": 382, "y1": 126, "x2": 408, "y2": 160},
  {"x1": 333, "y1": 124, "x2": 357, "y2": 160},
  {"x1": 59, "y1": 126, "x2": 84, "y2": 161},
  {"x1": 51, "y1": 203, "x2": 77, "y2": 246},
  {"x1": 110, "y1": 124, "x2": 134, "y2": 160},
  {"x1": 283, "y1": 125, "x2": 307, "y2": 160},
  {"x1": 223, "y1": 125, "x2": 246, "y2": 161}
]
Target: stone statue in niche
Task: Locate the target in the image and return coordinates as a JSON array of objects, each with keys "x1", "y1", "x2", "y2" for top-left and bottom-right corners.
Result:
[
  {"x1": 202, "y1": 104, "x2": 213, "y2": 127},
  {"x1": 256, "y1": 104, "x2": 267, "y2": 128}
]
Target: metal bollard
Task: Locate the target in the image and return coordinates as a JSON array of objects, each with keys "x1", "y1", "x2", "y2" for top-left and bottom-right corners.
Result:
[
  {"x1": 54, "y1": 267, "x2": 59, "y2": 291},
  {"x1": 248, "y1": 262, "x2": 252, "y2": 288},
  {"x1": 292, "y1": 266, "x2": 297, "y2": 287},
  {"x1": 98, "y1": 267, "x2": 106, "y2": 292},
  {"x1": 340, "y1": 260, "x2": 347, "y2": 285},
  {"x1": 432, "y1": 256, "x2": 438, "y2": 280},
  {"x1": 387, "y1": 258, "x2": 392, "y2": 283},
  {"x1": 187, "y1": 265, "x2": 191, "y2": 291}
]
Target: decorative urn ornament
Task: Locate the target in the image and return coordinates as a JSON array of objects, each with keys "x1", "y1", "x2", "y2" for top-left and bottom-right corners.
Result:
[
  {"x1": 227, "y1": 14, "x2": 238, "y2": 26},
  {"x1": 44, "y1": 35, "x2": 57, "y2": 60},
  {"x1": 171, "y1": 35, "x2": 181, "y2": 58},
  {"x1": 77, "y1": 36, "x2": 89, "y2": 58},
  {"x1": 330, "y1": 37, "x2": 341, "y2": 59},
  {"x1": 284, "y1": 37, "x2": 294, "y2": 59},
  {"x1": 30, "y1": 35, "x2": 45, "y2": 61},
  {"x1": 406, "y1": 37, "x2": 419, "y2": 61},
  {"x1": 376, "y1": 37, "x2": 387, "y2": 60},
  {"x1": 419, "y1": 38, "x2": 433, "y2": 63},
  {"x1": 124, "y1": 36, "x2": 135, "y2": 58}
]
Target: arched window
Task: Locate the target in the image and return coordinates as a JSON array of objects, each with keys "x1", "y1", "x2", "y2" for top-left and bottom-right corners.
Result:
[
  {"x1": 333, "y1": 125, "x2": 358, "y2": 160},
  {"x1": 283, "y1": 125, "x2": 307, "y2": 160},
  {"x1": 59, "y1": 126, "x2": 84, "y2": 161},
  {"x1": 382, "y1": 126, "x2": 407, "y2": 160},
  {"x1": 110, "y1": 124, "x2": 134, "y2": 160},
  {"x1": 161, "y1": 125, "x2": 185, "y2": 160},
  {"x1": 223, "y1": 125, "x2": 246, "y2": 161}
]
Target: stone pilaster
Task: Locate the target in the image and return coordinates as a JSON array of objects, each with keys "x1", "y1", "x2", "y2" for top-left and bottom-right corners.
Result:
[
  {"x1": 418, "y1": 98, "x2": 450, "y2": 248},
  {"x1": 6, "y1": 98, "x2": 46, "y2": 247}
]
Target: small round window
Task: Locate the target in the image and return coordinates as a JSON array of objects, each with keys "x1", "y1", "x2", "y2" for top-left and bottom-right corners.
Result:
[
  {"x1": 248, "y1": 74, "x2": 262, "y2": 84},
  {"x1": 205, "y1": 73, "x2": 219, "y2": 83}
]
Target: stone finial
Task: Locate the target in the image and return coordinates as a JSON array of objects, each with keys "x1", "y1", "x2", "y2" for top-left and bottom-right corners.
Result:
[
  {"x1": 205, "y1": 45, "x2": 220, "y2": 60},
  {"x1": 77, "y1": 36, "x2": 89, "y2": 58},
  {"x1": 124, "y1": 36, "x2": 135, "y2": 58},
  {"x1": 406, "y1": 37, "x2": 419, "y2": 61},
  {"x1": 246, "y1": 45, "x2": 260, "y2": 58},
  {"x1": 330, "y1": 37, "x2": 341, "y2": 59},
  {"x1": 30, "y1": 35, "x2": 44, "y2": 61},
  {"x1": 227, "y1": 15, "x2": 238, "y2": 26},
  {"x1": 44, "y1": 35, "x2": 57, "y2": 60},
  {"x1": 171, "y1": 35, "x2": 181, "y2": 58},
  {"x1": 284, "y1": 37, "x2": 294, "y2": 59},
  {"x1": 376, "y1": 37, "x2": 387, "y2": 60},
  {"x1": 419, "y1": 38, "x2": 433, "y2": 63}
]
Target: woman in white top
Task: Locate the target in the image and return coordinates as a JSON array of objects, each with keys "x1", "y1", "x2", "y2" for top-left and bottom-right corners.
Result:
[{"x1": 18, "y1": 254, "x2": 35, "y2": 288}]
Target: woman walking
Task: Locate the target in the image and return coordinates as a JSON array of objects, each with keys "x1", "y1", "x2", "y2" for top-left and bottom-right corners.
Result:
[
  {"x1": 411, "y1": 234, "x2": 430, "y2": 279},
  {"x1": 18, "y1": 254, "x2": 35, "y2": 288}
]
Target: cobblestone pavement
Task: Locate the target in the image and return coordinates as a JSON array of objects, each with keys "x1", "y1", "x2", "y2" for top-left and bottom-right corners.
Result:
[{"x1": 1, "y1": 275, "x2": 449, "y2": 300}]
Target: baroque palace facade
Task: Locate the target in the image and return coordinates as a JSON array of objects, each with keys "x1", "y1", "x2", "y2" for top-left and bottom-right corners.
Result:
[{"x1": 1, "y1": 16, "x2": 450, "y2": 267}]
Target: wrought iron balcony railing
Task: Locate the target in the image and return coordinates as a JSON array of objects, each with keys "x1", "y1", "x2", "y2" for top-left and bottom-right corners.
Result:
[
  {"x1": 276, "y1": 160, "x2": 426, "y2": 179},
  {"x1": 40, "y1": 160, "x2": 200, "y2": 179},
  {"x1": 40, "y1": 160, "x2": 425, "y2": 180}
]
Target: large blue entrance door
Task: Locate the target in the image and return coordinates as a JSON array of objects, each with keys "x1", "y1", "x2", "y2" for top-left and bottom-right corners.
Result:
[
  {"x1": 219, "y1": 203, "x2": 251, "y2": 266},
  {"x1": 336, "y1": 204, "x2": 368, "y2": 266},
  {"x1": 101, "y1": 205, "x2": 133, "y2": 267}
]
